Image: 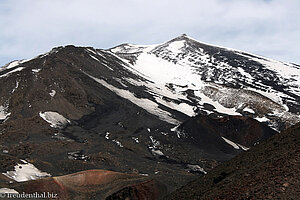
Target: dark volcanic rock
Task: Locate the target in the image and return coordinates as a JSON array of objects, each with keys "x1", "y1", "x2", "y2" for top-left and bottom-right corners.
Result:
[
  {"x1": 166, "y1": 122, "x2": 300, "y2": 200},
  {"x1": 174, "y1": 115, "x2": 277, "y2": 161}
]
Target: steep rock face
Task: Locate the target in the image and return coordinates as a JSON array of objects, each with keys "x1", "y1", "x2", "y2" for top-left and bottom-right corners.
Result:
[
  {"x1": 180, "y1": 115, "x2": 276, "y2": 147},
  {"x1": 166, "y1": 122, "x2": 300, "y2": 200},
  {"x1": 174, "y1": 115, "x2": 277, "y2": 161}
]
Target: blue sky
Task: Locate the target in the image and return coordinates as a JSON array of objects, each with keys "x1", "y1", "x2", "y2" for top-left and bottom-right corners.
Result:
[{"x1": 0, "y1": 0, "x2": 300, "y2": 66}]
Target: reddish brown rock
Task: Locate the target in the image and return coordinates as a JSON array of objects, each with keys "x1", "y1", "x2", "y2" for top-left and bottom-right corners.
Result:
[{"x1": 12, "y1": 169, "x2": 167, "y2": 199}]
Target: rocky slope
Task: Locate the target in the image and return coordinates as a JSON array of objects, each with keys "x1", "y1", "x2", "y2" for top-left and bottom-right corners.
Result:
[{"x1": 166, "y1": 122, "x2": 300, "y2": 199}]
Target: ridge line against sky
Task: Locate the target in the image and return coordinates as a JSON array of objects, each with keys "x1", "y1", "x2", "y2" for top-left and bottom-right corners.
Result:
[{"x1": 0, "y1": 0, "x2": 300, "y2": 66}]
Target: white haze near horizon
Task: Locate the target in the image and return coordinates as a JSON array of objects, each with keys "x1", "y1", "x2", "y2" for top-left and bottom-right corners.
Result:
[{"x1": 0, "y1": 0, "x2": 299, "y2": 66}]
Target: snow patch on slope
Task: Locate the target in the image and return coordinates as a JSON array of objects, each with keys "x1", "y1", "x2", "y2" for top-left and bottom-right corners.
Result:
[
  {"x1": 1, "y1": 59, "x2": 31, "y2": 70},
  {"x1": 5, "y1": 61, "x2": 21, "y2": 69},
  {"x1": 255, "y1": 116, "x2": 269, "y2": 122},
  {"x1": 132, "y1": 137, "x2": 139, "y2": 143},
  {"x1": 12, "y1": 80, "x2": 19, "y2": 93},
  {"x1": 0, "y1": 105, "x2": 11, "y2": 121},
  {"x1": 0, "y1": 188, "x2": 19, "y2": 194},
  {"x1": 49, "y1": 90, "x2": 56, "y2": 97},
  {"x1": 222, "y1": 137, "x2": 240, "y2": 149},
  {"x1": 2, "y1": 161, "x2": 51, "y2": 182},
  {"x1": 112, "y1": 139, "x2": 124, "y2": 148},
  {"x1": 0, "y1": 67, "x2": 24, "y2": 78},
  {"x1": 149, "y1": 136, "x2": 164, "y2": 156},
  {"x1": 186, "y1": 164, "x2": 207, "y2": 174},
  {"x1": 134, "y1": 52, "x2": 203, "y2": 86},
  {"x1": 89, "y1": 54, "x2": 100, "y2": 62},
  {"x1": 32, "y1": 69, "x2": 41, "y2": 73},
  {"x1": 39, "y1": 111, "x2": 70, "y2": 128},
  {"x1": 167, "y1": 40, "x2": 185, "y2": 54},
  {"x1": 243, "y1": 107, "x2": 255, "y2": 114},
  {"x1": 222, "y1": 137, "x2": 249, "y2": 151}
]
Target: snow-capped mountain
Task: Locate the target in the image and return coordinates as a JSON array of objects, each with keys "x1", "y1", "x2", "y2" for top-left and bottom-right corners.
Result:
[
  {"x1": 0, "y1": 35, "x2": 299, "y2": 197},
  {"x1": 110, "y1": 34, "x2": 300, "y2": 131},
  {"x1": 1, "y1": 34, "x2": 299, "y2": 130}
]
